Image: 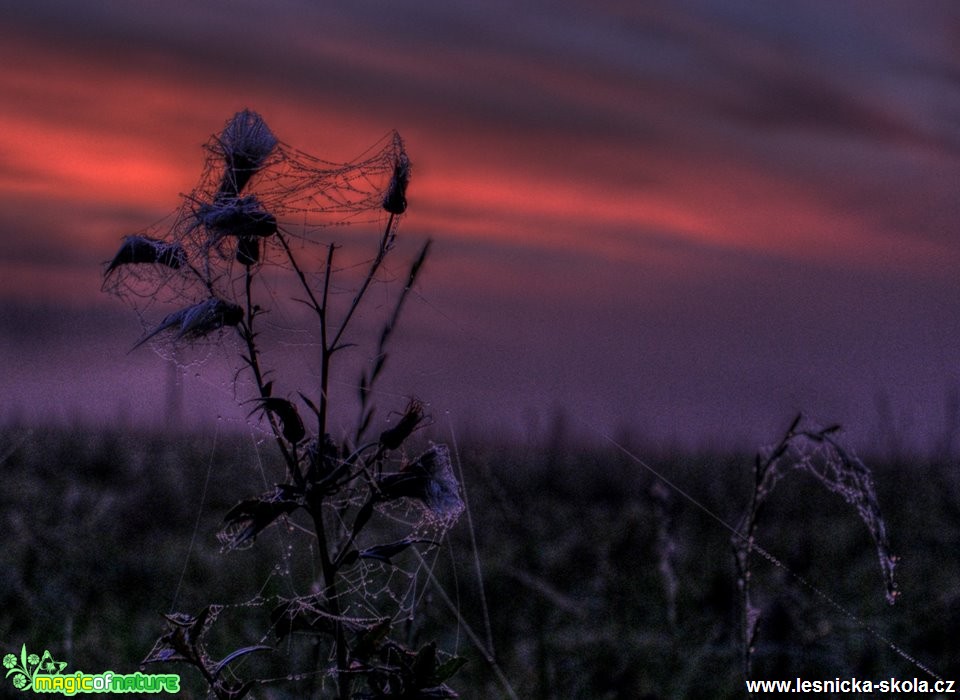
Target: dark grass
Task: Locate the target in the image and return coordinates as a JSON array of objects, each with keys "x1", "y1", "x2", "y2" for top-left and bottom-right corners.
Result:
[{"x1": 1, "y1": 424, "x2": 957, "y2": 698}]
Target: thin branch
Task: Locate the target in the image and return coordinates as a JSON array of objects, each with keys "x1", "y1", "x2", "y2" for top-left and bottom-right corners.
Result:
[
  {"x1": 329, "y1": 213, "x2": 395, "y2": 353},
  {"x1": 318, "y1": 243, "x2": 336, "y2": 439}
]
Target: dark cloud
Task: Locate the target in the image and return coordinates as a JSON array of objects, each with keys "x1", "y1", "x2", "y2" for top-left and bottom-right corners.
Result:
[{"x1": 3, "y1": 1, "x2": 960, "y2": 449}]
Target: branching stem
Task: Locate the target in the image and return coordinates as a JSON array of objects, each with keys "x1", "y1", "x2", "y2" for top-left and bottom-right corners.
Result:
[{"x1": 239, "y1": 266, "x2": 303, "y2": 488}]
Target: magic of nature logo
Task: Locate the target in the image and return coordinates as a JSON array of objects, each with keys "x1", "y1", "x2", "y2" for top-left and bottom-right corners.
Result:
[{"x1": 4, "y1": 644, "x2": 180, "y2": 695}]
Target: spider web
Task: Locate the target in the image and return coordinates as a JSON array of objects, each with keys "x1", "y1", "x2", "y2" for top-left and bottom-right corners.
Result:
[
  {"x1": 201, "y1": 441, "x2": 465, "y2": 691},
  {"x1": 102, "y1": 111, "x2": 413, "y2": 439},
  {"x1": 102, "y1": 110, "x2": 405, "y2": 369},
  {"x1": 109, "y1": 112, "x2": 465, "y2": 693}
]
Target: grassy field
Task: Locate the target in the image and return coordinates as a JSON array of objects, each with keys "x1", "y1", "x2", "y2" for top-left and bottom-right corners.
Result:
[{"x1": 1, "y1": 423, "x2": 957, "y2": 698}]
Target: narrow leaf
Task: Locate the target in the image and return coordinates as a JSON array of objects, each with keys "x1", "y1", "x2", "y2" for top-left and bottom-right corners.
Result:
[
  {"x1": 213, "y1": 646, "x2": 272, "y2": 677},
  {"x1": 433, "y1": 656, "x2": 468, "y2": 683}
]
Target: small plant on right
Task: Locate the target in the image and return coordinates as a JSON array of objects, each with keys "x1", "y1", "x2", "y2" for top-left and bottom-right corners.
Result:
[{"x1": 733, "y1": 414, "x2": 899, "y2": 685}]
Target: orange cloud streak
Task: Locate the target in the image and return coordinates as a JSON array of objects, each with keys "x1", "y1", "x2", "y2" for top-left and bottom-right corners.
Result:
[{"x1": 2, "y1": 21, "x2": 958, "y2": 315}]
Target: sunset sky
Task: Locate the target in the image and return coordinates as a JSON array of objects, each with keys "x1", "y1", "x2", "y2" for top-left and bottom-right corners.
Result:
[{"x1": 4, "y1": 0, "x2": 960, "y2": 452}]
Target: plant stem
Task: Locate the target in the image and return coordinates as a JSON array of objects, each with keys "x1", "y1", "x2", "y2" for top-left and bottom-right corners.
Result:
[
  {"x1": 308, "y1": 495, "x2": 350, "y2": 700},
  {"x1": 276, "y1": 230, "x2": 324, "y2": 317},
  {"x1": 280, "y1": 238, "x2": 347, "y2": 697},
  {"x1": 240, "y1": 266, "x2": 303, "y2": 488},
  {"x1": 329, "y1": 213, "x2": 395, "y2": 354},
  {"x1": 318, "y1": 243, "x2": 335, "y2": 439}
]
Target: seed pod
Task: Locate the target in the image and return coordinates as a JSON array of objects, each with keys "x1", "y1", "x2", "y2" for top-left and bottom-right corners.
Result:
[
  {"x1": 131, "y1": 297, "x2": 243, "y2": 350},
  {"x1": 198, "y1": 196, "x2": 277, "y2": 240},
  {"x1": 214, "y1": 109, "x2": 278, "y2": 197},
  {"x1": 378, "y1": 398, "x2": 425, "y2": 450},
  {"x1": 104, "y1": 236, "x2": 186, "y2": 276},
  {"x1": 382, "y1": 148, "x2": 410, "y2": 215}
]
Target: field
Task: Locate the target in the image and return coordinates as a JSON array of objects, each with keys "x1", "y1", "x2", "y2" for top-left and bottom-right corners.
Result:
[{"x1": 1, "y1": 423, "x2": 957, "y2": 698}]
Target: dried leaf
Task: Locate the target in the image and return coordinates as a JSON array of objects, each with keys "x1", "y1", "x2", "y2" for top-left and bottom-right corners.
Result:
[
  {"x1": 433, "y1": 656, "x2": 467, "y2": 684},
  {"x1": 248, "y1": 397, "x2": 305, "y2": 444},
  {"x1": 212, "y1": 646, "x2": 272, "y2": 677},
  {"x1": 142, "y1": 606, "x2": 222, "y2": 670},
  {"x1": 219, "y1": 485, "x2": 302, "y2": 550}
]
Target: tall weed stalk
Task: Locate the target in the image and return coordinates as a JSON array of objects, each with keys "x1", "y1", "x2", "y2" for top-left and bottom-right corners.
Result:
[{"x1": 104, "y1": 111, "x2": 465, "y2": 699}]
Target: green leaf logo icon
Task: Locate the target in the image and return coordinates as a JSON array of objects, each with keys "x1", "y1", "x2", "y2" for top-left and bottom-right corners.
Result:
[{"x1": 4, "y1": 645, "x2": 67, "y2": 692}]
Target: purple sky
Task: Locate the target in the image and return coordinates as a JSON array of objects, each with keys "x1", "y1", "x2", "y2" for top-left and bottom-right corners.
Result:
[{"x1": 3, "y1": 1, "x2": 960, "y2": 453}]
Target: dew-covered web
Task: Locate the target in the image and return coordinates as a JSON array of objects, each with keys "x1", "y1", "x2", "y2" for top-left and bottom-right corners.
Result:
[
  {"x1": 102, "y1": 109, "x2": 407, "y2": 378},
  {"x1": 740, "y1": 419, "x2": 898, "y2": 605},
  {"x1": 600, "y1": 418, "x2": 942, "y2": 685},
  {"x1": 187, "y1": 439, "x2": 466, "y2": 692},
  {"x1": 113, "y1": 111, "x2": 466, "y2": 694}
]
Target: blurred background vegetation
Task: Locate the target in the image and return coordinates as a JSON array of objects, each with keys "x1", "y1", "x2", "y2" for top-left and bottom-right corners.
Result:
[{"x1": 1, "y1": 423, "x2": 957, "y2": 698}]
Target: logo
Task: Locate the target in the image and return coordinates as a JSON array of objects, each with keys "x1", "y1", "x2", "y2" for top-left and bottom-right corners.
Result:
[{"x1": 3, "y1": 645, "x2": 180, "y2": 695}]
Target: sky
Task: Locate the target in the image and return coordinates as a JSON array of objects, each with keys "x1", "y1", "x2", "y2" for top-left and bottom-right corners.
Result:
[{"x1": 3, "y1": 0, "x2": 960, "y2": 453}]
